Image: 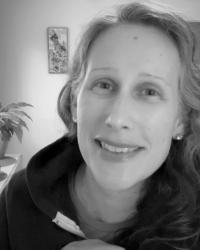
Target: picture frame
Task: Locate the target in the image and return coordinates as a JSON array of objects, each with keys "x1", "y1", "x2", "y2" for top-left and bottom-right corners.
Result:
[{"x1": 47, "y1": 27, "x2": 69, "y2": 73}]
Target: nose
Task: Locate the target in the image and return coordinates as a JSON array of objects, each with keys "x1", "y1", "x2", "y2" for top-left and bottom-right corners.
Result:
[{"x1": 105, "y1": 96, "x2": 134, "y2": 130}]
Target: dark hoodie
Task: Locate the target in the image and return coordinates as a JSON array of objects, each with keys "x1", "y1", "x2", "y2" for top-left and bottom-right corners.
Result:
[
  {"x1": 0, "y1": 137, "x2": 86, "y2": 250},
  {"x1": 1, "y1": 137, "x2": 200, "y2": 250}
]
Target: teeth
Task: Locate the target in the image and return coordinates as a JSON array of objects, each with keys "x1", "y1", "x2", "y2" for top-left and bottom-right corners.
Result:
[{"x1": 100, "y1": 142, "x2": 138, "y2": 153}]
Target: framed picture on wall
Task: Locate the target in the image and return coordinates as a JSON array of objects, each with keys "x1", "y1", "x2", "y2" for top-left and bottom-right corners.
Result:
[
  {"x1": 47, "y1": 27, "x2": 69, "y2": 73},
  {"x1": 190, "y1": 22, "x2": 200, "y2": 64}
]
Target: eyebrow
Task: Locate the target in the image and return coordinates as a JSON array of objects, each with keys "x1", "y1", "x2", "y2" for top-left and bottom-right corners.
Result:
[
  {"x1": 139, "y1": 72, "x2": 171, "y2": 87},
  {"x1": 90, "y1": 67, "x2": 117, "y2": 73},
  {"x1": 90, "y1": 68, "x2": 172, "y2": 87}
]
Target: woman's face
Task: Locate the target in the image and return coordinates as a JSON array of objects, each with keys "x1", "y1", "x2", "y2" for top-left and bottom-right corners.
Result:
[{"x1": 73, "y1": 24, "x2": 183, "y2": 191}]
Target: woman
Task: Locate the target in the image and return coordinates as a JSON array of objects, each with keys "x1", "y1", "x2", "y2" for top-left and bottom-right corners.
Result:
[{"x1": 1, "y1": 2, "x2": 200, "y2": 250}]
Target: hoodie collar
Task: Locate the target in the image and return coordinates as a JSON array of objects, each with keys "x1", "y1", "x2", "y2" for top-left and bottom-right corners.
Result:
[{"x1": 26, "y1": 136, "x2": 84, "y2": 222}]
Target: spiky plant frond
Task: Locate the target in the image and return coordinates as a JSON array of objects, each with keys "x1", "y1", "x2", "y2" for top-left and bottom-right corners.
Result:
[{"x1": 0, "y1": 102, "x2": 33, "y2": 142}]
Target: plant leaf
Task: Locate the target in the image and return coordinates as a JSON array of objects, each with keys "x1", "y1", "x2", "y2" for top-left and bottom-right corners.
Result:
[
  {"x1": 17, "y1": 119, "x2": 29, "y2": 130},
  {"x1": 8, "y1": 110, "x2": 32, "y2": 121},
  {"x1": 0, "y1": 112, "x2": 21, "y2": 122},
  {"x1": 0, "y1": 102, "x2": 33, "y2": 112},
  {"x1": 0, "y1": 129, "x2": 12, "y2": 141},
  {"x1": 12, "y1": 125, "x2": 23, "y2": 143},
  {"x1": 0, "y1": 113, "x2": 29, "y2": 130},
  {"x1": 0, "y1": 118, "x2": 5, "y2": 126},
  {"x1": 6, "y1": 119, "x2": 20, "y2": 128},
  {"x1": 0, "y1": 102, "x2": 33, "y2": 142}
]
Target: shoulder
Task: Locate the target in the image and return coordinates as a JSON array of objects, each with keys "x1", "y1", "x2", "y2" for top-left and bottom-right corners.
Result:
[
  {"x1": 3, "y1": 169, "x2": 35, "y2": 213},
  {"x1": 6, "y1": 169, "x2": 27, "y2": 196}
]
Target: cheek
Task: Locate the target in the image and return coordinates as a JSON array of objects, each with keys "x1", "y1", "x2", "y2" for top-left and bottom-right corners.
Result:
[
  {"x1": 77, "y1": 94, "x2": 107, "y2": 129},
  {"x1": 146, "y1": 104, "x2": 178, "y2": 134},
  {"x1": 145, "y1": 113, "x2": 175, "y2": 154}
]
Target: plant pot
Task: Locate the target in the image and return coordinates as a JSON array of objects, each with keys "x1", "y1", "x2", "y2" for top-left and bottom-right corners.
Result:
[{"x1": 0, "y1": 138, "x2": 9, "y2": 158}]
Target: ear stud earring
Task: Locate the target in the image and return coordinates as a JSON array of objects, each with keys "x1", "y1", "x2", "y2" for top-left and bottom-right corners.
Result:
[
  {"x1": 174, "y1": 134, "x2": 183, "y2": 140},
  {"x1": 72, "y1": 116, "x2": 77, "y2": 123}
]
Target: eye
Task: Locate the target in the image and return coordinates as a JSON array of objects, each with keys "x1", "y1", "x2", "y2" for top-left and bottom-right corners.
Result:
[
  {"x1": 142, "y1": 88, "x2": 160, "y2": 97},
  {"x1": 91, "y1": 79, "x2": 115, "y2": 94},
  {"x1": 136, "y1": 84, "x2": 164, "y2": 102}
]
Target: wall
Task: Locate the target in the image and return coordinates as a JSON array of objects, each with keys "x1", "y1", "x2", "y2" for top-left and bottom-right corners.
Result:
[{"x1": 0, "y1": 0, "x2": 200, "y2": 168}]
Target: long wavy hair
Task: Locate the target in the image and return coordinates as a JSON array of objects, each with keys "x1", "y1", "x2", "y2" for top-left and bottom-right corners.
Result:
[{"x1": 58, "y1": 2, "x2": 200, "y2": 249}]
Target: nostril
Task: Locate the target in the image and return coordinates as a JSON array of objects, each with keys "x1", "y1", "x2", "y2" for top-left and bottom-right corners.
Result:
[
  {"x1": 94, "y1": 139, "x2": 101, "y2": 147},
  {"x1": 104, "y1": 115, "x2": 132, "y2": 130}
]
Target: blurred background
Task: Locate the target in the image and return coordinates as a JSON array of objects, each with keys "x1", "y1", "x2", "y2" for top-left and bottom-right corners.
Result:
[{"x1": 0, "y1": 0, "x2": 200, "y2": 169}]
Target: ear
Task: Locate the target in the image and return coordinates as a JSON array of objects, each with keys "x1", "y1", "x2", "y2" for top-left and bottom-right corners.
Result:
[
  {"x1": 172, "y1": 117, "x2": 184, "y2": 139},
  {"x1": 71, "y1": 92, "x2": 78, "y2": 123}
]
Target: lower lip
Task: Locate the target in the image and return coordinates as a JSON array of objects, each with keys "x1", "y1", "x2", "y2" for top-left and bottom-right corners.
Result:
[{"x1": 96, "y1": 142, "x2": 144, "y2": 163}]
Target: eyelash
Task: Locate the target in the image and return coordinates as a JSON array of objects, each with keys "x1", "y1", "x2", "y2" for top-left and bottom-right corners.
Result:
[
  {"x1": 140, "y1": 88, "x2": 161, "y2": 97},
  {"x1": 91, "y1": 79, "x2": 115, "y2": 94}
]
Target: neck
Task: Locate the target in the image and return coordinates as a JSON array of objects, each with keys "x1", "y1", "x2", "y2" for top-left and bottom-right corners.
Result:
[{"x1": 75, "y1": 165, "x2": 144, "y2": 223}]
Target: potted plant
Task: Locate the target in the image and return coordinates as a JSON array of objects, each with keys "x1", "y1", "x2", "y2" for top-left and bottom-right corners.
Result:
[{"x1": 0, "y1": 102, "x2": 33, "y2": 158}]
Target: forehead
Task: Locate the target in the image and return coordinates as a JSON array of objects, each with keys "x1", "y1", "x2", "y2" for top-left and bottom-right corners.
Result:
[
  {"x1": 86, "y1": 24, "x2": 181, "y2": 79},
  {"x1": 95, "y1": 22, "x2": 177, "y2": 44},
  {"x1": 90, "y1": 24, "x2": 179, "y2": 60}
]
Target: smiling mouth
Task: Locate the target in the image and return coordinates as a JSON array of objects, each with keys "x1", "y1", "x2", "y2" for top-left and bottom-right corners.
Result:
[{"x1": 95, "y1": 139, "x2": 144, "y2": 154}]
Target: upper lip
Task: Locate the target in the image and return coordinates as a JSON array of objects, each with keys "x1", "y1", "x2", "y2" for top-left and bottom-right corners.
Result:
[{"x1": 94, "y1": 137, "x2": 144, "y2": 149}]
